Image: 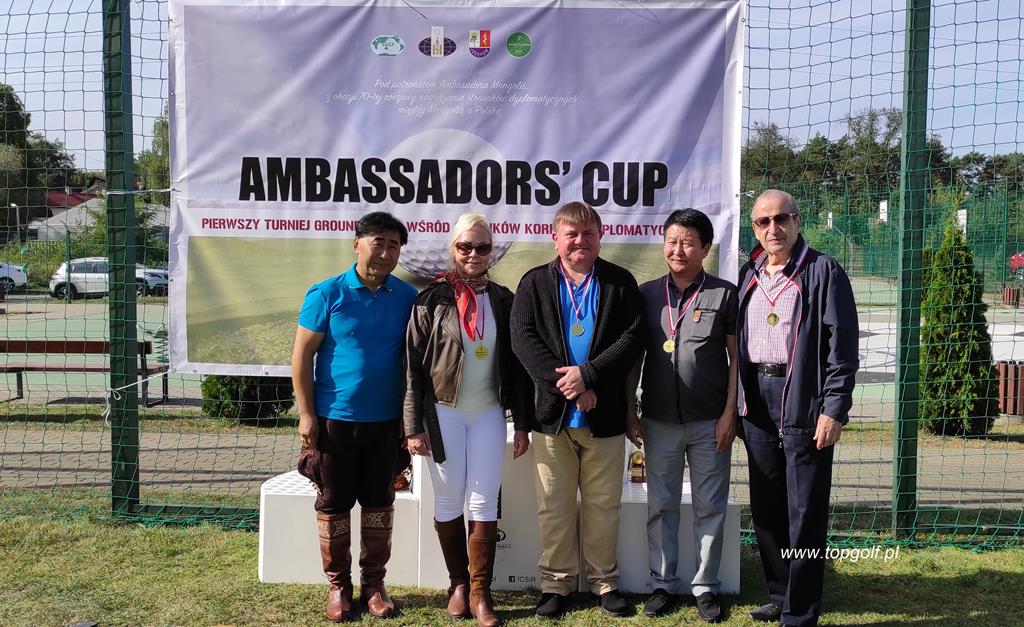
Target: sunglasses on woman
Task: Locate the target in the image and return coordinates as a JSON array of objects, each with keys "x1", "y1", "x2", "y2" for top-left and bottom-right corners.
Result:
[
  {"x1": 752, "y1": 212, "x2": 799, "y2": 229},
  {"x1": 455, "y1": 241, "x2": 493, "y2": 256}
]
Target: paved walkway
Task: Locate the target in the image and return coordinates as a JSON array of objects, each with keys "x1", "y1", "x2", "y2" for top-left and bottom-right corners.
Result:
[
  {"x1": 2, "y1": 298, "x2": 1022, "y2": 518},
  {"x1": 2, "y1": 427, "x2": 1021, "y2": 511}
]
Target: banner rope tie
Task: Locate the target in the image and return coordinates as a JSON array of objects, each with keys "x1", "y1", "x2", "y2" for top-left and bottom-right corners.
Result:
[{"x1": 102, "y1": 372, "x2": 173, "y2": 428}]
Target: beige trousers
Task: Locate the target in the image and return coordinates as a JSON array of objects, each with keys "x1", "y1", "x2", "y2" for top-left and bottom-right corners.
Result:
[{"x1": 532, "y1": 428, "x2": 625, "y2": 595}]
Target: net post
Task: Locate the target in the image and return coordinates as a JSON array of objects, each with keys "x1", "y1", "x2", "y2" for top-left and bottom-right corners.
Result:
[
  {"x1": 104, "y1": 0, "x2": 140, "y2": 516},
  {"x1": 894, "y1": 0, "x2": 931, "y2": 540}
]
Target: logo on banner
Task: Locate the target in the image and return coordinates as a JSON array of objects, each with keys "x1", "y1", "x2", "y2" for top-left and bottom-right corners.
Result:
[
  {"x1": 469, "y1": 29, "x2": 491, "y2": 57},
  {"x1": 506, "y1": 32, "x2": 531, "y2": 57},
  {"x1": 419, "y1": 26, "x2": 456, "y2": 57},
  {"x1": 370, "y1": 35, "x2": 405, "y2": 56},
  {"x1": 495, "y1": 526, "x2": 512, "y2": 551}
]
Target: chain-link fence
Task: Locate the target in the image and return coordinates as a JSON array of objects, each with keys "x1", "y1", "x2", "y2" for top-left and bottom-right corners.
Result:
[{"x1": 1, "y1": 0, "x2": 1022, "y2": 546}]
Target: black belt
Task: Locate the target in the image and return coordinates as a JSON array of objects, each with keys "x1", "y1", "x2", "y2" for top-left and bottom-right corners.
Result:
[{"x1": 754, "y1": 363, "x2": 787, "y2": 377}]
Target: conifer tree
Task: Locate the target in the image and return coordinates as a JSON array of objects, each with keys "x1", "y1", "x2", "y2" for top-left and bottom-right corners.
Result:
[{"x1": 920, "y1": 219, "x2": 998, "y2": 435}]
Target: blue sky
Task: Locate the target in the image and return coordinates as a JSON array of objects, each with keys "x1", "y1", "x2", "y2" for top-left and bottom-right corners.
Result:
[
  {"x1": 746, "y1": 0, "x2": 1023, "y2": 154},
  {"x1": 1, "y1": 0, "x2": 1021, "y2": 171}
]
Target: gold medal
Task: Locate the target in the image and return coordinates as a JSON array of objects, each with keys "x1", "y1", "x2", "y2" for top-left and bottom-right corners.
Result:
[
  {"x1": 766, "y1": 312, "x2": 779, "y2": 327},
  {"x1": 693, "y1": 309, "x2": 702, "y2": 322},
  {"x1": 571, "y1": 322, "x2": 585, "y2": 336},
  {"x1": 474, "y1": 344, "x2": 489, "y2": 360},
  {"x1": 662, "y1": 339, "x2": 675, "y2": 353}
]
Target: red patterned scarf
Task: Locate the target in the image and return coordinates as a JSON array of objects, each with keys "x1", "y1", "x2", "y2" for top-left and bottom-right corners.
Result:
[{"x1": 442, "y1": 271, "x2": 489, "y2": 340}]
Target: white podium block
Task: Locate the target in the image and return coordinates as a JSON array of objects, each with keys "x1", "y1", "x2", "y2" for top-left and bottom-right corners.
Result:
[
  {"x1": 616, "y1": 480, "x2": 741, "y2": 594},
  {"x1": 258, "y1": 430, "x2": 739, "y2": 596},
  {"x1": 257, "y1": 470, "x2": 420, "y2": 585},
  {"x1": 492, "y1": 434, "x2": 543, "y2": 591},
  {"x1": 412, "y1": 452, "x2": 449, "y2": 590}
]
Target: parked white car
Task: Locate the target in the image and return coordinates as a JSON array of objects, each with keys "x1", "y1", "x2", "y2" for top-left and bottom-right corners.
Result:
[
  {"x1": 49, "y1": 257, "x2": 169, "y2": 299},
  {"x1": 0, "y1": 262, "x2": 28, "y2": 293}
]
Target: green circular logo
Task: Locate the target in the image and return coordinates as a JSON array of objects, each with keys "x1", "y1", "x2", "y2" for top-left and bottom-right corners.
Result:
[{"x1": 506, "y1": 32, "x2": 532, "y2": 58}]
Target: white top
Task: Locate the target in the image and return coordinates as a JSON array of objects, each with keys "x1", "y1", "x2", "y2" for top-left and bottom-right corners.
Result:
[{"x1": 455, "y1": 290, "x2": 500, "y2": 411}]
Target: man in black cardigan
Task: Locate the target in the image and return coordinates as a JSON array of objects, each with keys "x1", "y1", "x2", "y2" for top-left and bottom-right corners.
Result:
[{"x1": 510, "y1": 201, "x2": 643, "y2": 619}]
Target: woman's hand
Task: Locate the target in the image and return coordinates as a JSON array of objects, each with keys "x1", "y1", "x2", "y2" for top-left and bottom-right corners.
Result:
[{"x1": 406, "y1": 433, "x2": 431, "y2": 456}]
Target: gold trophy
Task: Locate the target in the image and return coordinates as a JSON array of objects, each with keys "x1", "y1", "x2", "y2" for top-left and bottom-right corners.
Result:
[{"x1": 629, "y1": 449, "x2": 646, "y2": 483}]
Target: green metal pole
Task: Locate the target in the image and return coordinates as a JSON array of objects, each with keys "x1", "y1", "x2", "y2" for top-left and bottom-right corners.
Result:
[
  {"x1": 894, "y1": 0, "x2": 930, "y2": 540},
  {"x1": 103, "y1": 0, "x2": 139, "y2": 515},
  {"x1": 1002, "y1": 189, "x2": 1009, "y2": 285},
  {"x1": 64, "y1": 230, "x2": 71, "y2": 302}
]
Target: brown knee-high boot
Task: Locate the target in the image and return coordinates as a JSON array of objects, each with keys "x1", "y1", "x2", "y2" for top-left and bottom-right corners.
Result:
[
  {"x1": 467, "y1": 520, "x2": 501, "y2": 627},
  {"x1": 317, "y1": 512, "x2": 354, "y2": 622},
  {"x1": 435, "y1": 516, "x2": 471, "y2": 618},
  {"x1": 359, "y1": 506, "x2": 396, "y2": 618}
]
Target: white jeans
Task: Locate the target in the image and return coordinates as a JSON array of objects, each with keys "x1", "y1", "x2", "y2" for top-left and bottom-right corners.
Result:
[{"x1": 428, "y1": 404, "x2": 506, "y2": 522}]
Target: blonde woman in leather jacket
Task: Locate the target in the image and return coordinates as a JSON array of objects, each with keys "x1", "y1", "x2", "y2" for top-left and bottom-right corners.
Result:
[{"x1": 403, "y1": 213, "x2": 532, "y2": 627}]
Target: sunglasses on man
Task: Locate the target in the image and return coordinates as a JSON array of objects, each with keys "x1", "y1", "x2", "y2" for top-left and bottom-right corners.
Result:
[
  {"x1": 752, "y1": 212, "x2": 799, "y2": 229},
  {"x1": 454, "y1": 241, "x2": 493, "y2": 256}
]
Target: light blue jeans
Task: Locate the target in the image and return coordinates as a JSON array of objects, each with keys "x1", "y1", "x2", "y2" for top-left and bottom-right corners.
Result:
[{"x1": 642, "y1": 418, "x2": 730, "y2": 596}]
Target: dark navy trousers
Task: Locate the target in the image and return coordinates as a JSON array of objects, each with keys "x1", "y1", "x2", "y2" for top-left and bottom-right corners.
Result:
[{"x1": 742, "y1": 372, "x2": 834, "y2": 627}]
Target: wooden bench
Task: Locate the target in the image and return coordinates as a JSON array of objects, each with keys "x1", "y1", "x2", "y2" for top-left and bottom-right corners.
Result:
[{"x1": 0, "y1": 339, "x2": 169, "y2": 406}]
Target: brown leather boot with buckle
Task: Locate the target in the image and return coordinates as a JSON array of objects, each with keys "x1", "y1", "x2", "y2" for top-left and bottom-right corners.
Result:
[
  {"x1": 359, "y1": 506, "x2": 396, "y2": 618},
  {"x1": 317, "y1": 512, "x2": 354, "y2": 622},
  {"x1": 435, "y1": 516, "x2": 471, "y2": 619},
  {"x1": 467, "y1": 520, "x2": 501, "y2": 627}
]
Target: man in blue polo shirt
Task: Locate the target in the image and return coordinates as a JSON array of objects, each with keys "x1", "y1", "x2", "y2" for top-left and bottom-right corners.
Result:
[{"x1": 292, "y1": 211, "x2": 417, "y2": 623}]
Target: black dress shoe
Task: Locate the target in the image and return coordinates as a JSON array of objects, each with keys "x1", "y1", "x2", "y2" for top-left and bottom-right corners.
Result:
[
  {"x1": 643, "y1": 588, "x2": 674, "y2": 617},
  {"x1": 596, "y1": 589, "x2": 632, "y2": 617},
  {"x1": 695, "y1": 592, "x2": 722, "y2": 623},
  {"x1": 535, "y1": 592, "x2": 569, "y2": 619},
  {"x1": 749, "y1": 601, "x2": 783, "y2": 622}
]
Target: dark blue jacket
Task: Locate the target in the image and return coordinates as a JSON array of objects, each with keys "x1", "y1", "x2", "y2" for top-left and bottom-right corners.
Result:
[{"x1": 737, "y1": 235, "x2": 859, "y2": 432}]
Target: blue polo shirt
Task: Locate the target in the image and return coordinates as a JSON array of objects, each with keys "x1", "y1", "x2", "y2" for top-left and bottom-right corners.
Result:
[
  {"x1": 298, "y1": 264, "x2": 416, "y2": 421},
  {"x1": 558, "y1": 265, "x2": 599, "y2": 429}
]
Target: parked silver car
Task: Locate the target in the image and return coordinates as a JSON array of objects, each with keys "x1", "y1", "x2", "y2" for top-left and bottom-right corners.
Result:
[{"x1": 49, "y1": 257, "x2": 169, "y2": 299}]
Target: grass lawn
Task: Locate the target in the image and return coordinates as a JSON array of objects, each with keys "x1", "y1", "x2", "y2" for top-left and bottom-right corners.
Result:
[
  {"x1": 842, "y1": 417, "x2": 1024, "y2": 448},
  {"x1": 1, "y1": 514, "x2": 1022, "y2": 626},
  {"x1": 3, "y1": 403, "x2": 299, "y2": 435}
]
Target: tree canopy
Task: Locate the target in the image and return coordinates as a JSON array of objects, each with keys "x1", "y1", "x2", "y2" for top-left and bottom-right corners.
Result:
[
  {"x1": 739, "y1": 107, "x2": 1019, "y2": 203},
  {"x1": 1, "y1": 83, "x2": 81, "y2": 231}
]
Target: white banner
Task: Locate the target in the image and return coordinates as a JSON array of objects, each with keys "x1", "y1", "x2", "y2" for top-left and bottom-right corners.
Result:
[{"x1": 168, "y1": 0, "x2": 744, "y2": 375}]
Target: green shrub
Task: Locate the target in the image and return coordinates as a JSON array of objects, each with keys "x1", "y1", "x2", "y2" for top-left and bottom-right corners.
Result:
[
  {"x1": 0, "y1": 240, "x2": 76, "y2": 289},
  {"x1": 201, "y1": 375, "x2": 294, "y2": 421},
  {"x1": 920, "y1": 220, "x2": 998, "y2": 436}
]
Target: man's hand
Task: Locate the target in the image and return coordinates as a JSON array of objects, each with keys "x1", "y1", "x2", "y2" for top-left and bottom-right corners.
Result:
[
  {"x1": 299, "y1": 413, "x2": 319, "y2": 449},
  {"x1": 575, "y1": 389, "x2": 597, "y2": 412},
  {"x1": 406, "y1": 433, "x2": 431, "y2": 456},
  {"x1": 555, "y1": 365, "x2": 586, "y2": 399},
  {"x1": 513, "y1": 431, "x2": 530, "y2": 459},
  {"x1": 715, "y1": 411, "x2": 737, "y2": 453},
  {"x1": 626, "y1": 413, "x2": 643, "y2": 449},
  {"x1": 814, "y1": 414, "x2": 842, "y2": 449}
]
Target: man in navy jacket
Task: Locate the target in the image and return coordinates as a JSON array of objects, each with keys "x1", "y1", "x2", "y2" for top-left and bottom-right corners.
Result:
[{"x1": 737, "y1": 190, "x2": 859, "y2": 627}]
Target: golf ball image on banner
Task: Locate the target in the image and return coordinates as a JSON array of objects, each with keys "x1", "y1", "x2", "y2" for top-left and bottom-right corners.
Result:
[
  {"x1": 385, "y1": 128, "x2": 514, "y2": 279},
  {"x1": 399, "y1": 238, "x2": 513, "y2": 280}
]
